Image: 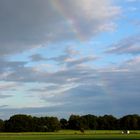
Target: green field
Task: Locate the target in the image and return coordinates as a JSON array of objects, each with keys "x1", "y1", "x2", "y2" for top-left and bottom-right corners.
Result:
[{"x1": 0, "y1": 130, "x2": 140, "y2": 140}]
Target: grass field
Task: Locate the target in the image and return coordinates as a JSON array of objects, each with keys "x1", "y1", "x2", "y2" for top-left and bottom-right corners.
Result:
[{"x1": 0, "y1": 130, "x2": 140, "y2": 140}]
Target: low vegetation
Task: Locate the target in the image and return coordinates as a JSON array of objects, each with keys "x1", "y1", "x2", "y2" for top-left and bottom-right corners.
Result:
[{"x1": 0, "y1": 130, "x2": 140, "y2": 140}]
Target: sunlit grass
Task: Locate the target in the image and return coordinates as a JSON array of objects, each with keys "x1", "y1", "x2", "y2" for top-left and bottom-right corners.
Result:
[{"x1": 0, "y1": 130, "x2": 140, "y2": 140}]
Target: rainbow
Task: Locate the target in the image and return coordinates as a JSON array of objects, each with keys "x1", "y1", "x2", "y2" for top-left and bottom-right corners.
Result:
[
  {"x1": 49, "y1": 0, "x2": 85, "y2": 41},
  {"x1": 49, "y1": 0, "x2": 118, "y2": 111}
]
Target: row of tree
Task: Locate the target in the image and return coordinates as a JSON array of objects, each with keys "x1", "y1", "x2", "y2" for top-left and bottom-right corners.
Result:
[{"x1": 0, "y1": 114, "x2": 139, "y2": 132}]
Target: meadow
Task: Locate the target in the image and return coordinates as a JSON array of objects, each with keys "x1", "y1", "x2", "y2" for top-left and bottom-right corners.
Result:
[{"x1": 0, "y1": 130, "x2": 140, "y2": 140}]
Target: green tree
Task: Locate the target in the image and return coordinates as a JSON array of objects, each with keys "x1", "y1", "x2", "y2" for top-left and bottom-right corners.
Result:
[
  {"x1": 45, "y1": 117, "x2": 60, "y2": 132},
  {"x1": 5, "y1": 114, "x2": 33, "y2": 132},
  {"x1": 97, "y1": 115, "x2": 117, "y2": 130},
  {"x1": 68, "y1": 115, "x2": 81, "y2": 130},
  {"x1": 82, "y1": 115, "x2": 98, "y2": 130},
  {"x1": 120, "y1": 114, "x2": 140, "y2": 130},
  {"x1": 60, "y1": 118, "x2": 68, "y2": 129},
  {"x1": 0, "y1": 119, "x2": 4, "y2": 132}
]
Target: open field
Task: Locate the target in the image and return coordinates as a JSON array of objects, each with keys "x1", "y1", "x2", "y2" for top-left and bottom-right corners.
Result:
[{"x1": 0, "y1": 130, "x2": 140, "y2": 140}]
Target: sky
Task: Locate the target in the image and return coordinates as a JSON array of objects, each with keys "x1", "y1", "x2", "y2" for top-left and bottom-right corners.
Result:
[{"x1": 0, "y1": 0, "x2": 140, "y2": 119}]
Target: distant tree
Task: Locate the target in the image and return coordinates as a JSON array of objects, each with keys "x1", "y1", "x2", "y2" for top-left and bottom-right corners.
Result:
[
  {"x1": 119, "y1": 114, "x2": 140, "y2": 130},
  {"x1": 68, "y1": 115, "x2": 97, "y2": 130},
  {"x1": 138, "y1": 116, "x2": 140, "y2": 130},
  {"x1": 2, "y1": 113, "x2": 140, "y2": 132},
  {"x1": 81, "y1": 115, "x2": 98, "y2": 130},
  {"x1": 97, "y1": 115, "x2": 117, "y2": 130},
  {"x1": 32, "y1": 117, "x2": 45, "y2": 132},
  {"x1": 5, "y1": 114, "x2": 33, "y2": 132},
  {"x1": 60, "y1": 118, "x2": 68, "y2": 129},
  {"x1": 32, "y1": 116, "x2": 60, "y2": 132},
  {"x1": 68, "y1": 115, "x2": 81, "y2": 130},
  {"x1": 0, "y1": 119, "x2": 4, "y2": 132},
  {"x1": 45, "y1": 117, "x2": 60, "y2": 132}
]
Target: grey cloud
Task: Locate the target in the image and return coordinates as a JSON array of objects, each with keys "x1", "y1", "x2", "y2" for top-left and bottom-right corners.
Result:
[
  {"x1": 0, "y1": 0, "x2": 139, "y2": 119},
  {"x1": 29, "y1": 46, "x2": 80, "y2": 62},
  {"x1": 1, "y1": 58, "x2": 140, "y2": 118},
  {"x1": 49, "y1": 55, "x2": 69, "y2": 63},
  {"x1": 0, "y1": 0, "x2": 121, "y2": 56},
  {"x1": 0, "y1": 82, "x2": 18, "y2": 91},
  {"x1": 30, "y1": 54, "x2": 47, "y2": 62},
  {"x1": 65, "y1": 56, "x2": 97, "y2": 67},
  {"x1": 49, "y1": 48, "x2": 97, "y2": 67},
  {"x1": 0, "y1": 0, "x2": 63, "y2": 55},
  {"x1": 106, "y1": 34, "x2": 140, "y2": 55},
  {"x1": 0, "y1": 60, "x2": 26, "y2": 71},
  {"x1": 0, "y1": 96, "x2": 139, "y2": 119},
  {"x1": 41, "y1": 84, "x2": 107, "y2": 104},
  {"x1": 37, "y1": 59, "x2": 140, "y2": 117},
  {"x1": 29, "y1": 85, "x2": 61, "y2": 93},
  {"x1": 0, "y1": 59, "x2": 27, "y2": 81},
  {"x1": 50, "y1": 55, "x2": 97, "y2": 67},
  {"x1": 2, "y1": 65, "x2": 76, "y2": 83},
  {"x1": 0, "y1": 105, "x2": 9, "y2": 108},
  {"x1": 2, "y1": 62, "x2": 96, "y2": 85},
  {"x1": 29, "y1": 46, "x2": 97, "y2": 68},
  {"x1": 3, "y1": 67, "x2": 47, "y2": 82},
  {"x1": 0, "y1": 106, "x2": 64, "y2": 119},
  {"x1": 65, "y1": 47, "x2": 80, "y2": 56},
  {"x1": 0, "y1": 82, "x2": 21, "y2": 99},
  {"x1": 123, "y1": 56, "x2": 140, "y2": 71},
  {"x1": 56, "y1": 0, "x2": 121, "y2": 38},
  {"x1": 0, "y1": 102, "x2": 123, "y2": 120},
  {"x1": 100, "y1": 70, "x2": 140, "y2": 94},
  {"x1": 0, "y1": 94, "x2": 13, "y2": 99}
]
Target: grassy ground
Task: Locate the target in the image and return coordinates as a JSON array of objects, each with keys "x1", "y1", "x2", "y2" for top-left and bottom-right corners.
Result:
[{"x1": 0, "y1": 130, "x2": 140, "y2": 140}]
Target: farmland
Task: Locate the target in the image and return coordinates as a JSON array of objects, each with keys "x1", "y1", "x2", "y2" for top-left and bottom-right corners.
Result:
[{"x1": 0, "y1": 130, "x2": 140, "y2": 140}]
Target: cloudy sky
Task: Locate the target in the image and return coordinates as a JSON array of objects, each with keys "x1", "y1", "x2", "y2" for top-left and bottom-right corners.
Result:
[{"x1": 0, "y1": 0, "x2": 140, "y2": 119}]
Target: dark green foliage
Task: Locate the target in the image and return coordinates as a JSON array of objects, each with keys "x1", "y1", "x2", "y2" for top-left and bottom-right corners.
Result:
[
  {"x1": 1, "y1": 114, "x2": 140, "y2": 132},
  {"x1": 4, "y1": 114, "x2": 60, "y2": 132},
  {"x1": 4, "y1": 114, "x2": 33, "y2": 132},
  {"x1": 97, "y1": 115, "x2": 118, "y2": 130},
  {"x1": 60, "y1": 118, "x2": 68, "y2": 129},
  {"x1": 81, "y1": 115, "x2": 98, "y2": 130},
  {"x1": 44, "y1": 117, "x2": 61, "y2": 132},
  {"x1": 0, "y1": 119, "x2": 4, "y2": 131},
  {"x1": 68, "y1": 115, "x2": 81, "y2": 130},
  {"x1": 119, "y1": 114, "x2": 140, "y2": 130}
]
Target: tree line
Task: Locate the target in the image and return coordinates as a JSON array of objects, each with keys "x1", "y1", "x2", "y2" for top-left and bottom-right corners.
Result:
[{"x1": 0, "y1": 114, "x2": 139, "y2": 132}]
